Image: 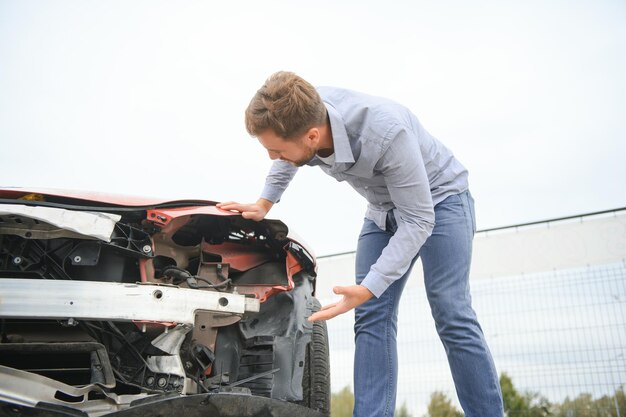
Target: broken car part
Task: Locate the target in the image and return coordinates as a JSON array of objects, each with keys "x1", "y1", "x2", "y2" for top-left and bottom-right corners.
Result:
[{"x1": 0, "y1": 188, "x2": 329, "y2": 416}]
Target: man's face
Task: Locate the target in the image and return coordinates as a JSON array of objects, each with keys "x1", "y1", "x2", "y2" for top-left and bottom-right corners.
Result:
[{"x1": 256, "y1": 129, "x2": 319, "y2": 167}]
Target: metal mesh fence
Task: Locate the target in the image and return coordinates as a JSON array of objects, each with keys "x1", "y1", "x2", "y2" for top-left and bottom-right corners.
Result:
[{"x1": 322, "y1": 260, "x2": 626, "y2": 416}]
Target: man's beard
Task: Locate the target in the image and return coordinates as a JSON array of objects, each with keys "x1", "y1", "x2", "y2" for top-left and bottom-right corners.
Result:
[{"x1": 289, "y1": 146, "x2": 317, "y2": 167}]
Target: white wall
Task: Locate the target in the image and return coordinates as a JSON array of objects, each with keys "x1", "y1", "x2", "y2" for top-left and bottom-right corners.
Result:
[{"x1": 315, "y1": 209, "x2": 626, "y2": 298}]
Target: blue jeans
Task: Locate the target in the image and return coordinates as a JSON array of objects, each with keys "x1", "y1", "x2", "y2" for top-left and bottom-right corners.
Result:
[{"x1": 353, "y1": 191, "x2": 504, "y2": 417}]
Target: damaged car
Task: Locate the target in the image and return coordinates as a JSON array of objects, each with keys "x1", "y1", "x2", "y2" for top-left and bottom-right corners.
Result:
[{"x1": 0, "y1": 188, "x2": 330, "y2": 417}]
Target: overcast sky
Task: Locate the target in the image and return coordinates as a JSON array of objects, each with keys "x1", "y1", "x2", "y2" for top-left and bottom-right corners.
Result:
[{"x1": 1, "y1": 0, "x2": 625, "y2": 256}]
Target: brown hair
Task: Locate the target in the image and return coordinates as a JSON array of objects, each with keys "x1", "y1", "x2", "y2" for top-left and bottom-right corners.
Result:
[{"x1": 245, "y1": 71, "x2": 327, "y2": 140}]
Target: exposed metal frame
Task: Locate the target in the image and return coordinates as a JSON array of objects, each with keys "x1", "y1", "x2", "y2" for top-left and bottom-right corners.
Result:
[
  {"x1": 0, "y1": 279, "x2": 259, "y2": 323},
  {"x1": 0, "y1": 364, "x2": 147, "y2": 416}
]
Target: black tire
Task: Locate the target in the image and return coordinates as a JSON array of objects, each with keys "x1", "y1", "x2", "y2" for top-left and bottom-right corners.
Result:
[{"x1": 299, "y1": 298, "x2": 331, "y2": 416}]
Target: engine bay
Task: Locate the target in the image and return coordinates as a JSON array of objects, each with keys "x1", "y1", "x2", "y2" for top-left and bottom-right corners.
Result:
[{"x1": 0, "y1": 197, "x2": 317, "y2": 414}]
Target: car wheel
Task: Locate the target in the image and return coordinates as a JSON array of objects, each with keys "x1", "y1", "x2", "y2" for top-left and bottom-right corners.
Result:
[{"x1": 299, "y1": 297, "x2": 331, "y2": 416}]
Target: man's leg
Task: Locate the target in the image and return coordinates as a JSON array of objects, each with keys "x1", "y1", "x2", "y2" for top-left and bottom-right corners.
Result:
[
  {"x1": 353, "y1": 218, "x2": 414, "y2": 417},
  {"x1": 420, "y1": 191, "x2": 504, "y2": 416}
]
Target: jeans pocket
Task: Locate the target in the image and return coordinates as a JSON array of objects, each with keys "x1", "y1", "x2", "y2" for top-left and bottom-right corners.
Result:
[
  {"x1": 465, "y1": 191, "x2": 477, "y2": 234},
  {"x1": 385, "y1": 209, "x2": 398, "y2": 234}
]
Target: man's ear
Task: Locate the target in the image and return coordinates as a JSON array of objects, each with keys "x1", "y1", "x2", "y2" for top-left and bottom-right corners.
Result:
[{"x1": 306, "y1": 127, "x2": 320, "y2": 147}]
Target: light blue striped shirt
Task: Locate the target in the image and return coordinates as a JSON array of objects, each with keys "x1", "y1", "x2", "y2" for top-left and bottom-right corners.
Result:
[{"x1": 261, "y1": 87, "x2": 468, "y2": 297}]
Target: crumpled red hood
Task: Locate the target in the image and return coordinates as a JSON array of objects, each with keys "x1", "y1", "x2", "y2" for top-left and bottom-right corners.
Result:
[
  {"x1": 0, "y1": 187, "x2": 217, "y2": 207},
  {"x1": 0, "y1": 187, "x2": 316, "y2": 259}
]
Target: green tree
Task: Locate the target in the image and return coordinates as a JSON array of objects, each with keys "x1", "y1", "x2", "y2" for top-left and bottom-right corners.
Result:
[
  {"x1": 331, "y1": 386, "x2": 354, "y2": 417},
  {"x1": 501, "y1": 373, "x2": 528, "y2": 416},
  {"x1": 500, "y1": 373, "x2": 551, "y2": 417},
  {"x1": 557, "y1": 393, "x2": 605, "y2": 417},
  {"x1": 553, "y1": 387, "x2": 626, "y2": 417},
  {"x1": 616, "y1": 386, "x2": 626, "y2": 415},
  {"x1": 424, "y1": 391, "x2": 463, "y2": 417},
  {"x1": 395, "y1": 401, "x2": 413, "y2": 417}
]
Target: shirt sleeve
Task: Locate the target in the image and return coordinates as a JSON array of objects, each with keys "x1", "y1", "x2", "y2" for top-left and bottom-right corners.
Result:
[
  {"x1": 260, "y1": 160, "x2": 299, "y2": 203},
  {"x1": 359, "y1": 128, "x2": 436, "y2": 298}
]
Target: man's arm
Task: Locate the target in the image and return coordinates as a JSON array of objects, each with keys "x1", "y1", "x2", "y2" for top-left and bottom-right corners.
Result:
[
  {"x1": 259, "y1": 160, "x2": 298, "y2": 204},
  {"x1": 310, "y1": 128, "x2": 434, "y2": 321},
  {"x1": 359, "y1": 127, "x2": 435, "y2": 298}
]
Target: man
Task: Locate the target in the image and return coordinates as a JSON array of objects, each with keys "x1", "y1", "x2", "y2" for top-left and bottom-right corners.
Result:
[{"x1": 217, "y1": 71, "x2": 504, "y2": 417}]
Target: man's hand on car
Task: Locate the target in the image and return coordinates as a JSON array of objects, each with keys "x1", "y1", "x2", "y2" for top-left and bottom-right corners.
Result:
[
  {"x1": 308, "y1": 285, "x2": 374, "y2": 322},
  {"x1": 216, "y1": 198, "x2": 274, "y2": 221}
]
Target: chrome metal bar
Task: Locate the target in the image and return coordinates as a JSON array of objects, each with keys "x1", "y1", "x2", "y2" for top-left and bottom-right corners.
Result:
[{"x1": 0, "y1": 279, "x2": 260, "y2": 323}]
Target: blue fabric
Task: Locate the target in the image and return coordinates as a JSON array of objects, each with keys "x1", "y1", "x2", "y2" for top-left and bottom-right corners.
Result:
[
  {"x1": 261, "y1": 87, "x2": 469, "y2": 298},
  {"x1": 353, "y1": 191, "x2": 504, "y2": 417}
]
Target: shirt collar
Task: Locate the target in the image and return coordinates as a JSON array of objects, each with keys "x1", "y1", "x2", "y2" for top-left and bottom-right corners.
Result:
[{"x1": 324, "y1": 101, "x2": 355, "y2": 164}]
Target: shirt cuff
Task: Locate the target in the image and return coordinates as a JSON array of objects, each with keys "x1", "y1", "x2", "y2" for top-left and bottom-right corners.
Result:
[
  {"x1": 260, "y1": 184, "x2": 284, "y2": 204},
  {"x1": 360, "y1": 270, "x2": 392, "y2": 299}
]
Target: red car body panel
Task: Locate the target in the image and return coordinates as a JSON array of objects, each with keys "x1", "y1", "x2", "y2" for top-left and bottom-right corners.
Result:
[
  {"x1": 0, "y1": 187, "x2": 217, "y2": 207},
  {"x1": 0, "y1": 186, "x2": 317, "y2": 306},
  {"x1": 0, "y1": 187, "x2": 316, "y2": 260}
]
